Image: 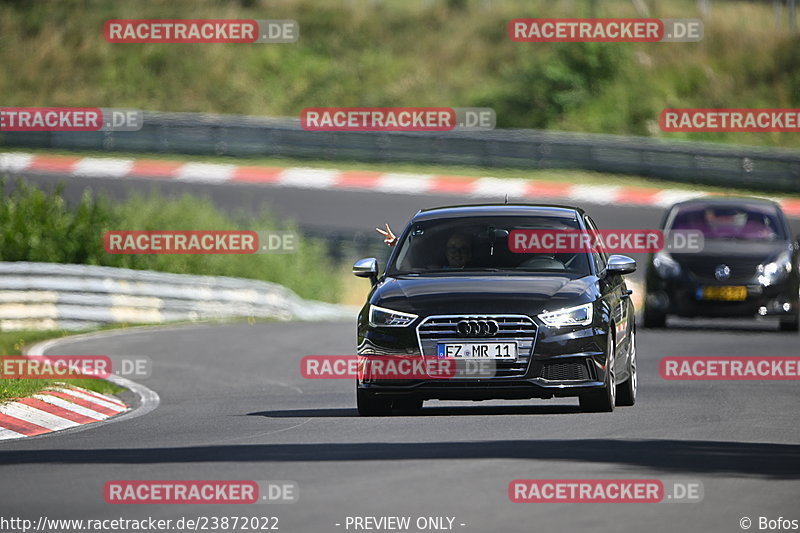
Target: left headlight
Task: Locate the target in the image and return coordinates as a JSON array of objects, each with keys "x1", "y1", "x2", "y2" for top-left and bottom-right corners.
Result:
[
  {"x1": 538, "y1": 303, "x2": 593, "y2": 327},
  {"x1": 758, "y1": 250, "x2": 793, "y2": 287},
  {"x1": 369, "y1": 305, "x2": 418, "y2": 327},
  {"x1": 653, "y1": 250, "x2": 681, "y2": 279}
]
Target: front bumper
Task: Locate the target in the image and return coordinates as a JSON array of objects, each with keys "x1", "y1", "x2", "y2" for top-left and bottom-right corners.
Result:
[
  {"x1": 646, "y1": 276, "x2": 798, "y2": 319},
  {"x1": 357, "y1": 313, "x2": 611, "y2": 401},
  {"x1": 358, "y1": 374, "x2": 606, "y2": 401}
]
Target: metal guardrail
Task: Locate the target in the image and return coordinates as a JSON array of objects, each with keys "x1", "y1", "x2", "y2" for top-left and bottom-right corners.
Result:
[
  {"x1": 2, "y1": 111, "x2": 799, "y2": 193},
  {"x1": 0, "y1": 262, "x2": 354, "y2": 331}
]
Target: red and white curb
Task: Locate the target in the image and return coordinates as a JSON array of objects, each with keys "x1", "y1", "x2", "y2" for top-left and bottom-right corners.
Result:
[
  {"x1": 2, "y1": 151, "x2": 799, "y2": 217},
  {"x1": 0, "y1": 385, "x2": 127, "y2": 440}
]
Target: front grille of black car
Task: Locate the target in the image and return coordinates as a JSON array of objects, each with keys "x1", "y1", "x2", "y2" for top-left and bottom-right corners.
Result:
[
  {"x1": 416, "y1": 315, "x2": 537, "y2": 378},
  {"x1": 681, "y1": 257, "x2": 761, "y2": 284},
  {"x1": 531, "y1": 360, "x2": 596, "y2": 381}
]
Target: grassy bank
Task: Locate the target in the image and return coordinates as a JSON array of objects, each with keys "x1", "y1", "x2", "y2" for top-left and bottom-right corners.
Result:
[
  {"x1": 0, "y1": 178, "x2": 341, "y2": 302},
  {"x1": 0, "y1": 0, "x2": 798, "y2": 148},
  {"x1": 0, "y1": 330, "x2": 124, "y2": 401}
]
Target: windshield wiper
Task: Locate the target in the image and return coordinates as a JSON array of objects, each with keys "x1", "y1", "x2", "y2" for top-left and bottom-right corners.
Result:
[{"x1": 392, "y1": 268, "x2": 500, "y2": 275}]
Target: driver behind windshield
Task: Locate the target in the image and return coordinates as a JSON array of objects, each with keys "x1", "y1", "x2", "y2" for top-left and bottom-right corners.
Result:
[
  {"x1": 443, "y1": 233, "x2": 472, "y2": 269},
  {"x1": 376, "y1": 223, "x2": 473, "y2": 269}
]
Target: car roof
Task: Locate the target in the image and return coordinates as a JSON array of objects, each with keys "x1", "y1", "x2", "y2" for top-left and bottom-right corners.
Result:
[
  {"x1": 412, "y1": 203, "x2": 584, "y2": 222},
  {"x1": 670, "y1": 196, "x2": 782, "y2": 212}
]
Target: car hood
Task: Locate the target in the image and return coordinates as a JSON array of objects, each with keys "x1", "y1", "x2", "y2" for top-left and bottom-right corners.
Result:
[
  {"x1": 372, "y1": 274, "x2": 597, "y2": 316},
  {"x1": 672, "y1": 239, "x2": 790, "y2": 263}
]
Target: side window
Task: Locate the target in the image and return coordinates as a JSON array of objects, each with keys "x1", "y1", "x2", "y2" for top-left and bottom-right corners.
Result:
[{"x1": 584, "y1": 216, "x2": 607, "y2": 273}]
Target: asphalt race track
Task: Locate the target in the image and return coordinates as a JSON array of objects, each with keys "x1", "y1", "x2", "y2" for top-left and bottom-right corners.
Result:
[
  {"x1": 5, "y1": 170, "x2": 675, "y2": 234},
  {"x1": 2, "y1": 170, "x2": 800, "y2": 532}
]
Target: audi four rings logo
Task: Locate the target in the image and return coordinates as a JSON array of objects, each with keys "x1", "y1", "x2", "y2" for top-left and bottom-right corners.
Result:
[{"x1": 457, "y1": 319, "x2": 499, "y2": 337}]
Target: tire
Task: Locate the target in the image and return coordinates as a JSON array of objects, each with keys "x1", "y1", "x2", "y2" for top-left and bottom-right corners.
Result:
[
  {"x1": 779, "y1": 315, "x2": 799, "y2": 332},
  {"x1": 615, "y1": 330, "x2": 637, "y2": 407},
  {"x1": 579, "y1": 333, "x2": 616, "y2": 413},
  {"x1": 780, "y1": 286, "x2": 800, "y2": 332},
  {"x1": 357, "y1": 387, "x2": 393, "y2": 416},
  {"x1": 393, "y1": 398, "x2": 424, "y2": 412}
]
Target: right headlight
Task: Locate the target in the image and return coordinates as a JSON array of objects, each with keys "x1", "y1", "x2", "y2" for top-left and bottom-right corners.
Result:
[
  {"x1": 757, "y1": 250, "x2": 793, "y2": 287},
  {"x1": 653, "y1": 251, "x2": 682, "y2": 279},
  {"x1": 369, "y1": 305, "x2": 418, "y2": 327},
  {"x1": 538, "y1": 303, "x2": 593, "y2": 328}
]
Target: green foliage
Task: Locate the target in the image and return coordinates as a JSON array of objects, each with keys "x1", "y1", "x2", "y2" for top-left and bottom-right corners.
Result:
[
  {"x1": 0, "y1": 330, "x2": 124, "y2": 401},
  {"x1": 478, "y1": 43, "x2": 627, "y2": 128},
  {"x1": 0, "y1": 183, "x2": 113, "y2": 264},
  {"x1": 0, "y1": 179, "x2": 340, "y2": 302},
  {"x1": 0, "y1": 0, "x2": 798, "y2": 147}
]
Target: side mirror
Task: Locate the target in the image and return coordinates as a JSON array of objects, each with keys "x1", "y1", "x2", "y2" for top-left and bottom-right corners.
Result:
[
  {"x1": 606, "y1": 254, "x2": 637, "y2": 276},
  {"x1": 353, "y1": 257, "x2": 379, "y2": 285}
]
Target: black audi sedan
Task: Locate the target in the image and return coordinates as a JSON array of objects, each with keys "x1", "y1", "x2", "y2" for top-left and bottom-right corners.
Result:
[
  {"x1": 352, "y1": 204, "x2": 638, "y2": 415},
  {"x1": 644, "y1": 197, "x2": 800, "y2": 330}
]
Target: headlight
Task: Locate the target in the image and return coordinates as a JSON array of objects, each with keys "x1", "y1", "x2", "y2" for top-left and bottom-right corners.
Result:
[
  {"x1": 538, "y1": 303, "x2": 593, "y2": 327},
  {"x1": 369, "y1": 305, "x2": 418, "y2": 327},
  {"x1": 653, "y1": 251, "x2": 681, "y2": 278},
  {"x1": 758, "y1": 251, "x2": 793, "y2": 287}
]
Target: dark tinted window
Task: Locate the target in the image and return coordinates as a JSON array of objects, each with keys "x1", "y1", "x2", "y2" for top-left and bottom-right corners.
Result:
[
  {"x1": 667, "y1": 204, "x2": 785, "y2": 241},
  {"x1": 387, "y1": 215, "x2": 592, "y2": 276}
]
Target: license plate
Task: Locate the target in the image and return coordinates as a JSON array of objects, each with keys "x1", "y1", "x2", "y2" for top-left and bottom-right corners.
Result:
[
  {"x1": 699, "y1": 286, "x2": 747, "y2": 301},
  {"x1": 437, "y1": 342, "x2": 517, "y2": 360}
]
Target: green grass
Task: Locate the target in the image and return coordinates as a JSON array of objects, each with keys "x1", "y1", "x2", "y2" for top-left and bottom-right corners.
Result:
[
  {"x1": 0, "y1": 330, "x2": 124, "y2": 402},
  {"x1": 0, "y1": 0, "x2": 799, "y2": 148},
  {"x1": 9, "y1": 147, "x2": 800, "y2": 201},
  {"x1": 0, "y1": 178, "x2": 342, "y2": 302}
]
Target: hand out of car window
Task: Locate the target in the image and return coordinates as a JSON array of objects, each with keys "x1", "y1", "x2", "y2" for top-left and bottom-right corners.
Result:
[{"x1": 376, "y1": 223, "x2": 397, "y2": 246}]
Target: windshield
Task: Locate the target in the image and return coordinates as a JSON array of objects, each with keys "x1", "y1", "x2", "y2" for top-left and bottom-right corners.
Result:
[
  {"x1": 387, "y1": 215, "x2": 592, "y2": 276},
  {"x1": 668, "y1": 204, "x2": 785, "y2": 242}
]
